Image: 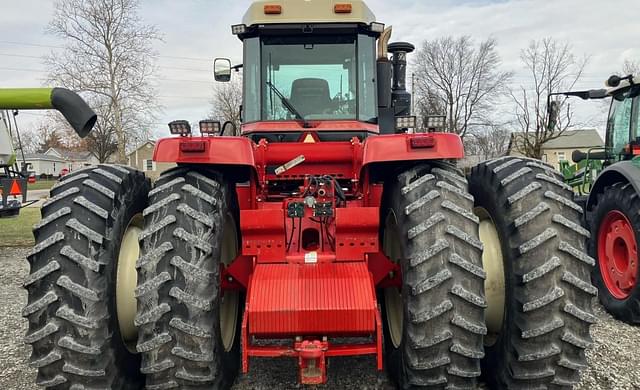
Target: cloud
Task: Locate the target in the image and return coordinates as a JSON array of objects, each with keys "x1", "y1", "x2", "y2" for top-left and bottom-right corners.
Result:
[{"x1": 0, "y1": 0, "x2": 638, "y2": 137}]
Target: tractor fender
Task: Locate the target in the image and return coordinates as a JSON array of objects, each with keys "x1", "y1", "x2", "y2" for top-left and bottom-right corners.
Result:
[
  {"x1": 153, "y1": 136, "x2": 258, "y2": 179},
  {"x1": 361, "y1": 133, "x2": 464, "y2": 168},
  {"x1": 587, "y1": 161, "x2": 640, "y2": 211}
]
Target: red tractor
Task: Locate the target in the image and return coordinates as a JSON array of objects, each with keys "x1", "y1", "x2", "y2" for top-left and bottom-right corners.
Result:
[{"x1": 24, "y1": 1, "x2": 594, "y2": 389}]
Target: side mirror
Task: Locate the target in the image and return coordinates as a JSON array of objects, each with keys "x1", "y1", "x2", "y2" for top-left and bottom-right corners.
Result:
[
  {"x1": 214, "y1": 58, "x2": 232, "y2": 82},
  {"x1": 607, "y1": 75, "x2": 622, "y2": 88}
]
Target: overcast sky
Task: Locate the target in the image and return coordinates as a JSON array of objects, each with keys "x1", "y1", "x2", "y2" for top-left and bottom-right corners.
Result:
[{"x1": 1, "y1": 0, "x2": 638, "y2": 139}]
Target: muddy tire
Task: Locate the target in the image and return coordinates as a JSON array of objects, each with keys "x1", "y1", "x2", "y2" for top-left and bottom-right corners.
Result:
[
  {"x1": 381, "y1": 163, "x2": 485, "y2": 389},
  {"x1": 24, "y1": 165, "x2": 149, "y2": 389},
  {"x1": 589, "y1": 182, "x2": 640, "y2": 323},
  {"x1": 136, "y1": 168, "x2": 241, "y2": 389},
  {"x1": 469, "y1": 156, "x2": 596, "y2": 389}
]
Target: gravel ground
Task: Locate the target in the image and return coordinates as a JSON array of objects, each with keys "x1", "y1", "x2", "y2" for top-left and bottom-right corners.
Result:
[{"x1": 1, "y1": 246, "x2": 639, "y2": 389}]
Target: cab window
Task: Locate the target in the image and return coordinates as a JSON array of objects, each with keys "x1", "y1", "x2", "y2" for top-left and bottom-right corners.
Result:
[{"x1": 608, "y1": 90, "x2": 633, "y2": 158}]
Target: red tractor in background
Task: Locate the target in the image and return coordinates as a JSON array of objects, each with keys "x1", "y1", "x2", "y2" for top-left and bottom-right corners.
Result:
[{"x1": 24, "y1": 1, "x2": 595, "y2": 389}]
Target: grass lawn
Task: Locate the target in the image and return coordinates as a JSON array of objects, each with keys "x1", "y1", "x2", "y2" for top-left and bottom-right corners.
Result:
[
  {"x1": 27, "y1": 180, "x2": 57, "y2": 191},
  {"x1": 0, "y1": 208, "x2": 40, "y2": 247}
]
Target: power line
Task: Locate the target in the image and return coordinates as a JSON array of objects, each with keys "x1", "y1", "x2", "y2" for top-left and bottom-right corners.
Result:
[
  {"x1": 0, "y1": 66, "x2": 213, "y2": 85},
  {"x1": 0, "y1": 40, "x2": 214, "y2": 62},
  {"x1": 0, "y1": 52, "x2": 213, "y2": 73}
]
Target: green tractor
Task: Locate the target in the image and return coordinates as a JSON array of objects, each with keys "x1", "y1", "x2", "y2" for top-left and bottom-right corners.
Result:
[
  {"x1": 557, "y1": 74, "x2": 640, "y2": 323},
  {"x1": 559, "y1": 152, "x2": 603, "y2": 196},
  {"x1": 0, "y1": 88, "x2": 96, "y2": 218}
]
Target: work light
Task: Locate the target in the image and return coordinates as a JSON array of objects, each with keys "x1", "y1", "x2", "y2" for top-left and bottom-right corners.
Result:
[
  {"x1": 370, "y1": 22, "x2": 385, "y2": 33},
  {"x1": 199, "y1": 120, "x2": 221, "y2": 135},
  {"x1": 425, "y1": 115, "x2": 446, "y2": 132},
  {"x1": 168, "y1": 120, "x2": 191, "y2": 136},
  {"x1": 395, "y1": 115, "x2": 416, "y2": 130},
  {"x1": 232, "y1": 24, "x2": 247, "y2": 35}
]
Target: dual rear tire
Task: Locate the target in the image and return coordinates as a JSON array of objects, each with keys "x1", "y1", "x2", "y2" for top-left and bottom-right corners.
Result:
[
  {"x1": 25, "y1": 159, "x2": 595, "y2": 389},
  {"x1": 383, "y1": 157, "x2": 595, "y2": 389}
]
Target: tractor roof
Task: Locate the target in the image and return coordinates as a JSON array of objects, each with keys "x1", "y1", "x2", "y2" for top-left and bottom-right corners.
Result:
[{"x1": 242, "y1": 0, "x2": 376, "y2": 26}]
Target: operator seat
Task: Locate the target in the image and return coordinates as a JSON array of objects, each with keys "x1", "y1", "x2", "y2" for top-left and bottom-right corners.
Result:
[{"x1": 289, "y1": 78, "x2": 332, "y2": 117}]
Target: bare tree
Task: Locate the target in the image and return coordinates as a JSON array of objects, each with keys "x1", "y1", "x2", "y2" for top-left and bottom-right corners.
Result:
[
  {"x1": 511, "y1": 38, "x2": 588, "y2": 158},
  {"x1": 464, "y1": 124, "x2": 511, "y2": 160},
  {"x1": 210, "y1": 77, "x2": 242, "y2": 135},
  {"x1": 45, "y1": 0, "x2": 160, "y2": 163},
  {"x1": 623, "y1": 59, "x2": 639, "y2": 75},
  {"x1": 414, "y1": 36, "x2": 512, "y2": 138},
  {"x1": 84, "y1": 98, "x2": 118, "y2": 163}
]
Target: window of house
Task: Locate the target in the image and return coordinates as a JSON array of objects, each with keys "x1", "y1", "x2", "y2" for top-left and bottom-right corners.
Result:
[
  {"x1": 143, "y1": 159, "x2": 156, "y2": 172},
  {"x1": 557, "y1": 151, "x2": 566, "y2": 161}
]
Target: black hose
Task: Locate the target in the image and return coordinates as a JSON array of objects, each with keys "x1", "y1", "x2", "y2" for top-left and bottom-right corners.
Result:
[{"x1": 50, "y1": 88, "x2": 97, "y2": 138}]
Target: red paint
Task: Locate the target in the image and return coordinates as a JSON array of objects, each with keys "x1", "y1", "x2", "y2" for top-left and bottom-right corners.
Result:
[
  {"x1": 247, "y1": 263, "x2": 376, "y2": 335},
  {"x1": 334, "y1": 207, "x2": 379, "y2": 260},
  {"x1": 241, "y1": 120, "x2": 379, "y2": 133},
  {"x1": 153, "y1": 136, "x2": 256, "y2": 167},
  {"x1": 367, "y1": 252, "x2": 401, "y2": 288},
  {"x1": 153, "y1": 128, "x2": 466, "y2": 384},
  {"x1": 362, "y1": 133, "x2": 463, "y2": 168},
  {"x1": 598, "y1": 210, "x2": 638, "y2": 299}
]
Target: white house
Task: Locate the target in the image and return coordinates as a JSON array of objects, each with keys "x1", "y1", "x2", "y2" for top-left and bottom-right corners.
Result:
[
  {"x1": 16, "y1": 153, "x2": 67, "y2": 176},
  {"x1": 17, "y1": 148, "x2": 99, "y2": 177}
]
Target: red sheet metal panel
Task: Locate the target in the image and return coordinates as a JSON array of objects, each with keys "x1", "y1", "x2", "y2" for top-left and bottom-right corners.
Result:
[
  {"x1": 334, "y1": 207, "x2": 379, "y2": 260},
  {"x1": 248, "y1": 262, "x2": 376, "y2": 335}
]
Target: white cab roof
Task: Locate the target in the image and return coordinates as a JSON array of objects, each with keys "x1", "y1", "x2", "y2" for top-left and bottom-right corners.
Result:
[{"x1": 242, "y1": 0, "x2": 377, "y2": 26}]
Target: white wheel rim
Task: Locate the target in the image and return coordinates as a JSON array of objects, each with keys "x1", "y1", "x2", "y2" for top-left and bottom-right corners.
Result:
[
  {"x1": 116, "y1": 214, "x2": 143, "y2": 352},
  {"x1": 220, "y1": 214, "x2": 239, "y2": 352},
  {"x1": 383, "y1": 211, "x2": 403, "y2": 349},
  {"x1": 475, "y1": 207, "x2": 506, "y2": 347}
]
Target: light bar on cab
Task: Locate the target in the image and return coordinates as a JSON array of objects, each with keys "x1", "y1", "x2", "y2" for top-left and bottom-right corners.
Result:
[{"x1": 168, "y1": 120, "x2": 191, "y2": 136}]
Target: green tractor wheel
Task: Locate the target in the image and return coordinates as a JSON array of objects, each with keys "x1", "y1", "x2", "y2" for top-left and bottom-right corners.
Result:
[{"x1": 590, "y1": 182, "x2": 640, "y2": 323}]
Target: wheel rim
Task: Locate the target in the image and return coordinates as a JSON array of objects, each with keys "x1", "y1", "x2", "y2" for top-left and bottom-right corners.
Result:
[
  {"x1": 598, "y1": 210, "x2": 638, "y2": 299},
  {"x1": 220, "y1": 214, "x2": 240, "y2": 352},
  {"x1": 383, "y1": 211, "x2": 403, "y2": 349},
  {"x1": 116, "y1": 214, "x2": 143, "y2": 352},
  {"x1": 475, "y1": 207, "x2": 506, "y2": 347}
]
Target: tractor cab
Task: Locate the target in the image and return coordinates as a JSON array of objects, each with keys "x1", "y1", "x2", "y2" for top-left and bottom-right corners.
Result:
[
  {"x1": 556, "y1": 74, "x2": 639, "y2": 166},
  {"x1": 214, "y1": 0, "x2": 414, "y2": 142},
  {"x1": 603, "y1": 75, "x2": 640, "y2": 162}
]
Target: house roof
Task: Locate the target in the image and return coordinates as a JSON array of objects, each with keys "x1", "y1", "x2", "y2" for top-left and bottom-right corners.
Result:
[
  {"x1": 543, "y1": 130, "x2": 604, "y2": 149},
  {"x1": 45, "y1": 147, "x2": 92, "y2": 161},
  {"x1": 510, "y1": 129, "x2": 604, "y2": 151},
  {"x1": 18, "y1": 153, "x2": 66, "y2": 163}
]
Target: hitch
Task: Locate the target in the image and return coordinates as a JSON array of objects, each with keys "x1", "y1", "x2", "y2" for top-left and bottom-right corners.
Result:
[{"x1": 295, "y1": 339, "x2": 328, "y2": 384}]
